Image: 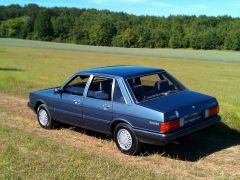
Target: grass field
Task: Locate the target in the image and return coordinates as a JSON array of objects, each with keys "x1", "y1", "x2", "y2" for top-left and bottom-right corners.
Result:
[{"x1": 0, "y1": 38, "x2": 240, "y2": 179}]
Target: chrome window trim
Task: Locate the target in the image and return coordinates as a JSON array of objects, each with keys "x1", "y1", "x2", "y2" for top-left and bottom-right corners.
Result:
[
  {"x1": 111, "y1": 78, "x2": 115, "y2": 102},
  {"x1": 83, "y1": 74, "x2": 94, "y2": 98}
]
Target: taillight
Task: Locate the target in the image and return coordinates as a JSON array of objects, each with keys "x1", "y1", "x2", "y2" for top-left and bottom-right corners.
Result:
[
  {"x1": 205, "y1": 105, "x2": 219, "y2": 118},
  {"x1": 160, "y1": 119, "x2": 180, "y2": 133}
]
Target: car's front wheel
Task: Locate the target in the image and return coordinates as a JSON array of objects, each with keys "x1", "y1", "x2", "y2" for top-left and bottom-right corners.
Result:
[
  {"x1": 37, "y1": 104, "x2": 54, "y2": 129},
  {"x1": 114, "y1": 123, "x2": 141, "y2": 155}
]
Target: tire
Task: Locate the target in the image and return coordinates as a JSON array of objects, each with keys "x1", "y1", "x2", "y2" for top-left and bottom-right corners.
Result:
[
  {"x1": 114, "y1": 123, "x2": 141, "y2": 155},
  {"x1": 37, "y1": 104, "x2": 54, "y2": 129}
]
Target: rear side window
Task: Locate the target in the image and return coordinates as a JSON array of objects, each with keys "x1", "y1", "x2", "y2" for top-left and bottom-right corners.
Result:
[
  {"x1": 63, "y1": 75, "x2": 89, "y2": 96},
  {"x1": 87, "y1": 76, "x2": 113, "y2": 101},
  {"x1": 113, "y1": 81, "x2": 125, "y2": 104}
]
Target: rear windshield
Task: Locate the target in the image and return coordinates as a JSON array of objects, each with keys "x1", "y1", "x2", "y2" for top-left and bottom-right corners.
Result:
[{"x1": 127, "y1": 71, "x2": 185, "y2": 102}]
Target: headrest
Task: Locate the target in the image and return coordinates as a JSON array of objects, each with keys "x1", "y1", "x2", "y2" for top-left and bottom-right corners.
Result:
[
  {"x1": 97, "y1": 81, "x2": 103, "y2": 91},
  {"x1": 155, "y1": 80, "x2": 169, "y2": 92},
  {"x1": 128, "y1": 77, "x2": 141, "y2": 87}
]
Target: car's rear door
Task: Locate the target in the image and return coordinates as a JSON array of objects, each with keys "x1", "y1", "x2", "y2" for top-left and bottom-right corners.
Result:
[
  {"x1": 53, "y1": 75, "x2": 90, "y2": 127},
  {"x1": 82, "y1": 76, "x2": 113, "y2": 133}
]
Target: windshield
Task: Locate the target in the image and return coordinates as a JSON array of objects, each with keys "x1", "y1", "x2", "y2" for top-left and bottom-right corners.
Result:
[{"x1": 127, "y1": 71, "x2": 185, "y2": 102}]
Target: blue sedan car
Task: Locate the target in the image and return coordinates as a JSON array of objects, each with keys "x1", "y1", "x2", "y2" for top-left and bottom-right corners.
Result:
[{"x1": 28, "y1": 66, "x2": 220, "y2": 155}]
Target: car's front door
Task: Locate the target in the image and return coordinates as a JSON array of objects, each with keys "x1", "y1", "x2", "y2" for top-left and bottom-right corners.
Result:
[
  {"x1": 82, "y1": 76, "x2": 113, "y2": 133},
  {"x1": 53, "y1": 75, "x2": 90, "y2": 127}
]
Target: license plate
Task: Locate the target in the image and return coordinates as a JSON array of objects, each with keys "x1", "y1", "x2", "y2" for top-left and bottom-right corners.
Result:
[{"x1": 183, "y1": 111, "x2": 202, "y2": 124}]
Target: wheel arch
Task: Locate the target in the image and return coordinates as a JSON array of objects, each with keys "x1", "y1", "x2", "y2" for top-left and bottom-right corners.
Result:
[
  {"x1": 110, "y1": 118, "x2": 133, "y2": 135},
  {"x1": 34, "y1": 100, "x2": 46, "y2": 113}
]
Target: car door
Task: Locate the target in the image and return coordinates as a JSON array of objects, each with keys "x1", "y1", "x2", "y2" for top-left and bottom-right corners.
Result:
[
  {"x1": 53, "y1": 75, "x2": 90, "y2": 127},
  {"x1": 82, "y1": 76, "x2": 113, "y2": 133}
]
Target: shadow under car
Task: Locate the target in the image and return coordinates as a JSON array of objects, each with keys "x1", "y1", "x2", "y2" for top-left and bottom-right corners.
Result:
[{"x1": 57, "y1": 122, "x2": 240, "y2": 161}]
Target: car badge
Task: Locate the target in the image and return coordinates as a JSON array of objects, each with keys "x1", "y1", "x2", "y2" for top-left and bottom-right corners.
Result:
[{"x1": 175, "y1": 110, "x2": 179, "y2": 118}]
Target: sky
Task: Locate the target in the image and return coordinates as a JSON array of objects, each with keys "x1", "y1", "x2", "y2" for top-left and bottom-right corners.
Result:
[{"x1": 0, "y1": 0, "x2": 240, "y2": 17}]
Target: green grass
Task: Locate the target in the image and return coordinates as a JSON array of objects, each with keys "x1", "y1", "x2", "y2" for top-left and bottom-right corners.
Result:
[
  {"x1": 0, "y1": 123, "x2": 155, "y2": 179},
  {"x1": 1, "y1": 38, "x2": 240, "y2": 63},
  {"x1": 0, "y1": 38, "x2": 240, "y2": 178}
]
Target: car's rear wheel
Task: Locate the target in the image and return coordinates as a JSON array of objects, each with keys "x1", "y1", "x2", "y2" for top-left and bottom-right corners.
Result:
[
  {"x1": 114, "y1": 123, "x2": 141, "y2": 155},
  {"x1": 37, "y1": 104, "x2": 54, "y2": 129}
]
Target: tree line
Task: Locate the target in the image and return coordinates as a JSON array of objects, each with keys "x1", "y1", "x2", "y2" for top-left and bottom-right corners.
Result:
[{"x1": 1, "y1": 4, "x2": 240, "y2": 50}]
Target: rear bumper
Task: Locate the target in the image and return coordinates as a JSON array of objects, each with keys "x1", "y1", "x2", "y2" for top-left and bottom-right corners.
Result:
[{"x1": 134, "y1": 115, "x2": 221, "y2": 145}]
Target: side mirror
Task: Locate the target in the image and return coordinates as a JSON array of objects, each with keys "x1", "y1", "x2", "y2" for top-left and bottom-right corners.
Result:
[{"x1": 54, "y1": 87, "x2": 63, "y2": 94}]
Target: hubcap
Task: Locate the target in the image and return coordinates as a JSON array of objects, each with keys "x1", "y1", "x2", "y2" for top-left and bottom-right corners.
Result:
[
  {"x1": 38, "y1": 109, "x2": 48, "y2": 126},
  {"x1": 117, "y1": 129, "x2": 132, "y2": 151}
]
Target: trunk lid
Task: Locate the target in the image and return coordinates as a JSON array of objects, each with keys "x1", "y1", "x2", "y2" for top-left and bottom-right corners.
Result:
[{"x1": 139, "y1": 90, "x2": 218, "y2": 122}]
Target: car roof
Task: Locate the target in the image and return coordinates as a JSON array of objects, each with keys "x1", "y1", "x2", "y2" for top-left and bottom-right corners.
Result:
[{"x1": 78, "y1": 65, "x2": 163, "y2": 78}]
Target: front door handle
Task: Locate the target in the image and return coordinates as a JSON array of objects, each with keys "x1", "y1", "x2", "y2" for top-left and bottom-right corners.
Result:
[
  {"x1": 102, "y1": 104, "x2": 110, "y2": 110},
  {"x1": 73, "y1": 99, "x2": 81, "y2": 105}
]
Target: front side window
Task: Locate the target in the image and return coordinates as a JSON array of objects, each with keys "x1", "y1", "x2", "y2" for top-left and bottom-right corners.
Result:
[
  {"x1": 87, "y1": 76, "x2": 113, "y2": 101},
  {"x1": 63, "y1": 75, "x2": 89, "y2": 96},
  {"x1": 127, "y1": 71, "x2": 184, "y2": 102}
]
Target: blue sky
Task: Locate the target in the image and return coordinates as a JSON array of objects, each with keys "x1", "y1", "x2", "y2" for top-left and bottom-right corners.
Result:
[{"x1": 1, "y1": 0, "x2": 240, "y2": 17}]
